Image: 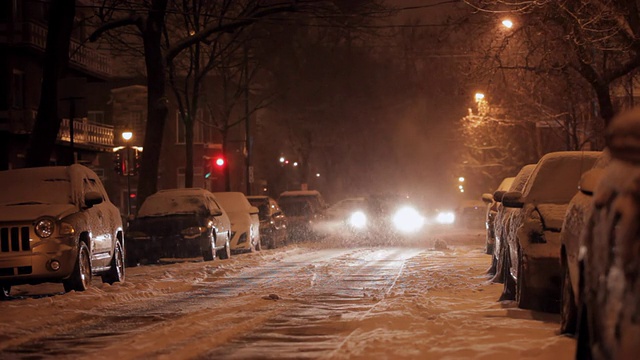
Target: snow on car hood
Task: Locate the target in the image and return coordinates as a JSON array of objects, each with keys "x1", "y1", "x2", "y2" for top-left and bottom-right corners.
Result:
[
  {"x1": 225, "y1": 211, "x2": 252, "y2": 230},
  {"x1": 536, "y1": 204, "x2": 569, "y2": 231},
  {"x1": 0, "y1": 203, "x2": 77, "y2": 222}
]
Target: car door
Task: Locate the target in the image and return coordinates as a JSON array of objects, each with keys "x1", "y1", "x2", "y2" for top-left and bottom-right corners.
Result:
[{"x1": 81, "y1": 176, "x2": 111, "y2": 267}]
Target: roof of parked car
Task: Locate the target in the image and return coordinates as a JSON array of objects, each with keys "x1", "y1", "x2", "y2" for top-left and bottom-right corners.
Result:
[
  {"x1": 280, "y1": 190, "x2": 322, "y2": 197},
  {"x1": 213, "y1": 192, "x2": 252, "y2": 213},
  {"x1": 138, "y1": 188, "x2": 219, "y2": 218}
]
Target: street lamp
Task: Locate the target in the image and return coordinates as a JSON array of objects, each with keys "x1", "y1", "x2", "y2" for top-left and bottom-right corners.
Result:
[
  {"x1": 122, "y1": 130, "x2": 133, "y2": 218},
  {"x1": 458, "y1": 177, "x2": 465, "y2": 182},
  {"x1": 279, "y1": 156, "x2": 285, "y2": 163},
  {"x1": 502, "y1": 19, "x2": 514, "y2": 29},
  {"x1": 474, "y1": 92, "x2": 485, "y2": 102}
]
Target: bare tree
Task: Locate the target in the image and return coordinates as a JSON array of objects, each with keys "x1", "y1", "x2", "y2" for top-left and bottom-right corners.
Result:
[
  {"x1": 90, "y1": 0, "x2": 299, "y2": 208},
  {"x1": 25, "y1": 1, "x2": 76, "y2": 167},
  {"x1": 465, "y1": 0, "x2": 640, "y2": 126}
]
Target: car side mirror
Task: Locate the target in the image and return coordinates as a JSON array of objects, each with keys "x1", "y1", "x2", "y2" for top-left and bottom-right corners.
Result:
[
  {"x1": 493, "y1": 190, "x2": 506, "y2": 203},
  {"x1": 250, "y1": 206, "x2": 259, "y2": 215},
  {"x1": 84, "y1": 191, "x2": 103, "y2": 208},
  {"x1": 481, "y1": 193, "x2": 493, "y2": 204},
  {"x1": 579, "y1": 168, "x2": 604, "y2": 196},
  {"x1": 502, "y1": 191, "x2": 524, "y2": 208}
]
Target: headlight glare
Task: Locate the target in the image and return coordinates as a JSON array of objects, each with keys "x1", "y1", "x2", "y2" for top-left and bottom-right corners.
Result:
[
  {"x1": 35, "y1": 219, "x2": 55, "y2": 238},
  {"x1": 393, "y1": 206, "x2": 424, "y2": 233},
  {"x1": 348, "y1": 211, "x2": 367, "y2": 229},
  {"x1": 436, "y1": 211, "x2": 456, "y2": 225}
]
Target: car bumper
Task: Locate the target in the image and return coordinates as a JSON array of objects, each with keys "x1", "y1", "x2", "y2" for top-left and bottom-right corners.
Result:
[
  {"x1": 126, "y1": 235, "x2": 204, "y2": 259},
  {"x1": 0, "y1": 235, "x2": 77, "y2": 286}
]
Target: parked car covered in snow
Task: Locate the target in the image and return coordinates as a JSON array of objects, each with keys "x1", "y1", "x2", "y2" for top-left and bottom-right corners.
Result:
[
  {"x1": 576, "y1": 109, "x2": 640, "y2": 359},
  {"x1": 0, "y1": 165, "x2": 124, "y2": 299},
  {"x1": 457, "y1": 200, "x2": 487, "y2": 229},
  {"x1": 125, "y1": 188, "x2": 231, "y2": 265},
  {"x1": 278, "y1": 190, "x2": 327, "y2": 241},
  {"x1": 214, "y1": 192, "x2": 260, "y2": 252},
  {"x1": 500, "y1": 151, "x2": 600, "y2": 312},
  {"x1": 559, "y1": 152, "x2": 609, "y2": 334},
  {"x1": 246, "y1": 196, "x2": 288, "y2": 249},
  {"x1": 482, "y1": 177, "x2": 515, "y2": 255},
  {"x1": 490, "y1": 165, "x2": 535, "y2": 279}
]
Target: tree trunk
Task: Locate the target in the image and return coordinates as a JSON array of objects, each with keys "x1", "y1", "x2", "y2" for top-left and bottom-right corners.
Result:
[
  {"x1": 185, "y1": 119, "x2": 194, "y2": 188},
  {"x1": 136, "y1": 0, "x2": 169, "y2": 211},
  {"x1": 24, "y1": 1, "x2": 75, "y2": 167},
  {"x1": 595, "y1": 84, "x2": 615, "y2": 127}
]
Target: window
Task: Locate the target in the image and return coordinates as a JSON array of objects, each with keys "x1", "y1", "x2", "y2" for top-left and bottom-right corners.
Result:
[
  {"x1": 11, "y1": 70, "x2": 24, "y2": 109},
  {"x1": 176, "y1": 109, "x2": 204, "y2": 144}
]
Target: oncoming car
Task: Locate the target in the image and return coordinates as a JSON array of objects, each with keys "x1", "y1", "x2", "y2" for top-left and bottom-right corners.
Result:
[
  {"x1": 0, "y1": 165, "x2": 125, "y2": 298},
  {"x1": 336, "y1": 194, "x2": 425, "y2": 242}
]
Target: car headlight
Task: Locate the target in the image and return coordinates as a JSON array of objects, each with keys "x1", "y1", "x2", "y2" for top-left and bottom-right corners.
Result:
[
  {"x1": 181, "y1": 227, "x2": 204, "y2": 237},
  {"x1": 435, "y1": 211, "x2": 455, "y2": 225},
  {"x1": 348, "y1": 211, "x2": 367, "y2": 229},
  {"x1": 392, "y1": 206, "x2": 425, "y2": 233},
  {"x1": 35, "y1": 218, "x2": 55, "y2": 238}
]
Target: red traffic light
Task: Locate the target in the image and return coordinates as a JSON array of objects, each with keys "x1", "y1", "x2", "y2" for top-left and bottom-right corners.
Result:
[{"x1": 214, "y1": 156, "x2": 225, "y2": 168}]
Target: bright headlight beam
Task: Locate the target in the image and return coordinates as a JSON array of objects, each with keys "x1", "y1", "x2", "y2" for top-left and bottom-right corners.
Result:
[
  {"x1": 392, "y1": 206, "x2": 424, "y2": 233},
  {"x1": 436, "y1": 211, "x2": 456, "y2": 225},
  {"x1": 349, "y1": 211, "x2": 367, "y2": 229}
]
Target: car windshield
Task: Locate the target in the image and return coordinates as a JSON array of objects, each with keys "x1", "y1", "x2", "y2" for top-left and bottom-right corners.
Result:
[
  {"x1": 280, "y1": 201, "x2": 312, "y2": 217},
  {"x1": 0, "y1": 169, "x2": 72, "y2": 205},
  {"x1": 138, "y1": 194, "x2": 209, "y2": 218}
]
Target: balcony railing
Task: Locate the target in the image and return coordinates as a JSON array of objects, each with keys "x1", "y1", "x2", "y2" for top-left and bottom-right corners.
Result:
[
  {"x1": 0, "y1": 21, "x2": 112, "y2": 78},
  {"x1": 58, "y1": 119, "x2": 114, "y2": 149}
]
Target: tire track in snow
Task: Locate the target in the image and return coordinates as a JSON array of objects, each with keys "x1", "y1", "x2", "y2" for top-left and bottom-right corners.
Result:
[{"x1": 198, "y1": 247, "x2": 421, "y2": 359}]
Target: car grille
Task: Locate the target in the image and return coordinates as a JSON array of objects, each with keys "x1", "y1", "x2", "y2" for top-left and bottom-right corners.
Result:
[{"x1": 0, "y1": 226, "x2": 31, "y2": 253}]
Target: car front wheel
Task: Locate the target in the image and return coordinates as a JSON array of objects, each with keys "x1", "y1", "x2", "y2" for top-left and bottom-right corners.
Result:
[
  {"x1": 202, "y1": 234, "x2": 216, "y2": 261},
  {"x1": 217, "y1": 240, "x2": 231, "y2": 260},
  {"x1": 560, "y1": 264, "x2": 577, "y2": 335},
  {"x1": 63, "y1": 242, "x2": 92, "y2": 292},
  {"x1": 102, "y1": 241, "x2": 125, "y2": 285}
]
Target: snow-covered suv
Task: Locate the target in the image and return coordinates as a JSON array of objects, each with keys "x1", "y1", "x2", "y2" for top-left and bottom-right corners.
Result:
[
  {"x1": 500, "y1": 151, "x2": 600, "y2": 312},
  {"x1": 0, "y1": 165, "x2": 125, "y2": 299}
]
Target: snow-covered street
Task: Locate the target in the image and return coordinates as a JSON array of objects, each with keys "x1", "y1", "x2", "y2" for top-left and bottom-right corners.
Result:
[{"x1": 0, "y1": 230, "x2": 575, "y2": 359}]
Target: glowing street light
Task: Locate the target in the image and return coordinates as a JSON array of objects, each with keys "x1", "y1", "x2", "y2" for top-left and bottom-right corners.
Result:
[
  {"x1": 458, "y1": 185, "x2": 464, "y2": 190},
  {"x1": 316, "y1": 173, "x2": 321, "y2": 177},
  {"x1": 458, "y1": 177, "x2": 465, "y2": 182},
  {"x1": 122, "y1": 131, "x2": 133, "y2": 141},
  {"x1": 293, "y1": 162, "x2": 298, "y2": 167},
  {"x1": 474, "y1": 92, "x2": 485, "y2": 102},
  {"x1": 279, "y1": 156, "x2": 285, "y2": 163},
  {"x1": 121, "y1": 130, "x2": 134, "y2": 218},
  {"x1": 502, "y1": 19, "x2": 514, "y2": 29}
]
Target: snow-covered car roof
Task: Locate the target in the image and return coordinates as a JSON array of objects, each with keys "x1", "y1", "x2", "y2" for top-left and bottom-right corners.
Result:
[
  {"x1": 138, "y1": 188, "x2": 220, "y2": 218},
  {"x1": 509, "y1": 165, "x2": 536, "y2": 192},
  {"x1": 498, "y1": 177, "x2": 515, "y2": 191},
  {"x1": 213, "y1": 192, "x2": 253, "y2": 214},
  {"x1": 0, "y1": 164, "x2": 102, "y2": 206},
  {"x1": 523, "y1": 151, "x2": 601, "y2": 204}
]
